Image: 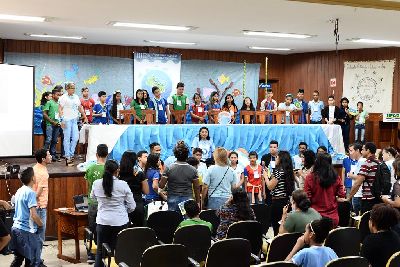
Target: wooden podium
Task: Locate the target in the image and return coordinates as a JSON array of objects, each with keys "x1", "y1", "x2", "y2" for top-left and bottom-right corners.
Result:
[{"x1": 366, "y1": 113, "x2": 399, "y2": 148}]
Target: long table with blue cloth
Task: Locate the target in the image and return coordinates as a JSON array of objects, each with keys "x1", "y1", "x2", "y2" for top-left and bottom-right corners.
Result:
[{"x1": 79, "y1": 124, "x2": 345, "y2": 163}]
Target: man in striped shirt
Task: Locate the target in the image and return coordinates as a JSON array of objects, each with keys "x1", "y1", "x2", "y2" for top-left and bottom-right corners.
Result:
[{"x1": 347, "y1": 142, "x2": 381, "y2": 213}]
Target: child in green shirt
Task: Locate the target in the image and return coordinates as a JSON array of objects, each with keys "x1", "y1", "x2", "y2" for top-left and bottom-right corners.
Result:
[{"x1": 178, "y1": 199, "x2": 212, "y2": 231}]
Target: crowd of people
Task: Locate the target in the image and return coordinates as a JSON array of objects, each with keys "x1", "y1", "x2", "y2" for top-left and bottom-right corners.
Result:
[{"x1": 38, "y1": 82, "x2": 370, "y2": 169}]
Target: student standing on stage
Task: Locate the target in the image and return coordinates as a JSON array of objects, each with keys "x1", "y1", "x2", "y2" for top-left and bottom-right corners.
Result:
[
  {"x1": 207, "y1": 91, "x2": 221, "y2": 124},
  {"x1": 240, "y1": 97, "x2": 256, "y2": 124},
  {"x1": 355, "y1": 101, "x2": 369, "y2": 142},
  {"x1": 190, "y1": 93, "x2": 207, "y2": 124},
  {"x1": 338, "y1": 97, "x2": 353, "y2": 152},
  {"x1": 85, "y1": 144, "x2": 108, "y2": 264},
  {"x1": 308, "y1": 90, "x2": 324, "y2": 124},
  {"x1": 42, "y1": 87, "x2": 62, "y2": 162},
  {"x1": 260, "y1": 89, "x2": 277, "y2": 124},
  {"x1": 241, "y1": 151, "x2": 265, "y2": 204},
  {"x1": 322, "y1": 95, "x2": 340, "y2": 124},
  {"x1": 168, "y1": 82, "x2": 189, "y2": 123},
  {"x1": 10, "y1": 167, "x2": 43, "y2": 267},
  {"x1": 110, "y1": 90, "x2": 125, "y2": 124},
  {"x1": 92, "y1": 91, "x2": 109, "y2": 125},
  {"x1": 148, "y1": 86, "x2": 169, "y2": 124},
  {"x1": 80, "y1": 87, "x2": 95, "y2": 124},
  {"x1": 293, "y1": 89, "x2": 309, "y2": 124},
  {"x1": 130, "y1": 89, "x2": 148, "y2": 124},
  {"x1": 191, "y1": 127, "x2": 215, "y2": 163},
  {"x1": 142, "y1": 90, "x2": 150, "y2": 106},
  {"x1": 222, "y1": 94, "x2": 238, "y2": 124},
  {"x1": 32, "y1": 149, "x2": 51, "y2": 266},
  {"x1": 58, "y1": 83, "x2": 88, "y2": 166},
  {"x1": 278, "y1": 94, "x2": 298, "y2": 124}
]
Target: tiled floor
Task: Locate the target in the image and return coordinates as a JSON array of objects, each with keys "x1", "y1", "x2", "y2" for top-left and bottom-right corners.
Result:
[{"x1": 2, "y1": 240, "x2": 91, "y2": 267}]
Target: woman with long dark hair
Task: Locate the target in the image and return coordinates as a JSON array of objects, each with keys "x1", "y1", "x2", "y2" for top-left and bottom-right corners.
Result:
[
  {"x1": 296, "y1": 150, "x2": 316, "y2": 190},
  {"x1": 119, "y1": 151, "x2": 149, "y2": 226},
  {"x1": 264, "y1": 150, "x2": 295, "y2": 236},
  {"x1": 216, "y1": 187, "x2": 255, "y2": 239},
  {"x1": 142, "y1": 89, "x2": 150, "y2": 106},
  {"x1": 304, "y1": 153, "x2": 346, "y2": 227},
  {"x1": 144, "y1": 153, "x2": 162, "y2": 203},
  {"x1": 240, "y1": 97, "x2": 255, "y2": 124},
  {"x1": 130, "y1": 89, "x2": 148, "y2": 124},
  {"x1": 110, "y1": 90, "x2": 124, "y2": 124},
  {"x1": 191, "y1": 126, "x2": 215, "y2": 162},
  {"x1": 222, "y1": 94, "x2": 238, "y2": 124},
  {"x1": 91, "y1": 160, "x2": 136, "y2": 267}
]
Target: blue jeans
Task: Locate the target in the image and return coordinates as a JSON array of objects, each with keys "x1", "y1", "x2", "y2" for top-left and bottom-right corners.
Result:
[
  {"x1": 36, "y1": 208, "x2": 46, "y2": 263},
  {"x1": 10, "y1": 228, "x2": 40, "y2": 267},
  {"x1": 167, "y1": 195, "x2": 191, "y2": 212},
  {"x1": 352, "y1": 197, "x2": 362, "y2": 216},
  {"x1": 207, "y1": 197, "x2": 229, "y2": 210},
  {"x1": 44, "y1": 125, "x2": 61, "y2": 157},
  {"x1": 63, "y1": 118, "x2": 79, "y2": 159},
  {"x1": 355, "y1": 124, "x2": 366, "y2": 142}
]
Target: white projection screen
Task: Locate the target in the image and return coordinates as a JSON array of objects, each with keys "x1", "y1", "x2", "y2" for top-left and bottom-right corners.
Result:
[{"x1": 0, "y1": 64, "x2": 34, "y2": 157}]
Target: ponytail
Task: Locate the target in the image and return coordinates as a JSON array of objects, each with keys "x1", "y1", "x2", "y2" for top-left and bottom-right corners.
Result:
[{"x1": 102, "y1": 160, "x2": 119, "y2": 198}]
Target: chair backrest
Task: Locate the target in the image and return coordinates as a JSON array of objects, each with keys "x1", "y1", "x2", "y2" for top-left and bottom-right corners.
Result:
[
  {"x1": 120, "y1": 110, "x2": 136, "y2": 124},
  {"x1": 338, "y1": 201, "x2": 352, "y2": 227},
  {"x1": 208, "y1": 110, "x2": 220, "y2": 124},
  {"x1": 251, "y1": 204, "x2": 271, "y2": 235},
  {"x1": 387, "y1": 251, "x2": 400, "y2": 267},
  {"x1": 324, "y1": 227, "x2": 361, "y2": 257},
  {"x1": 147, "y1": 210, "x2": 183, "y2": 243},
  {"x1": 291, "y1": 110, "x2": 302, "y2": 124},
  {"x1": 266, "y1": 232, "x2": 303, "y2": 263},
  {"x1": 169, "y1": 110, "x2": 187, "y2": 124},
  {"x1": 114, "y1": 227, "x2": 158, "y2": 267},
  {"x1": 258, "y1": 261, "x2": 297, "y2": 267},
  {"x1": 226, "y1": 220, "x2": 263, "y2": 255},
  {"x1": 174, "y1": 224, "x2": 211, "y2": 263},
  {"x1": 142, "y1": 109, "x2": 156, "y2": 124},
  {"x1": 199, "y1": 209, "x2": 220, "y2": 237},
  {"x1": 141, "y1": 244, "x2": 188, "y2": 267},
  {"x1": 240, "y1": 110, "x2": 255, "y2": 124},
  {"x1": 255, "y1": 111, "x2": 271, "y2": 124},
  {"x1": 358, "y1": 211, "x2": 371, "y2": 242},
  {"x1": 325, "y1": 256, "x2": 369, "y2": 267},
  {"x1": 205, "y1": 238, "x2": 251, "y2": 267},
  {"x1": 274, "y1": 111, "x2": 285, "y2": 124}
]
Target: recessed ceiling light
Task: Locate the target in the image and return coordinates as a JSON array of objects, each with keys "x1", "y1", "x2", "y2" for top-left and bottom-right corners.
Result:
[
  {"x1": 0, "y1": 14, "x2": 46, "y2": 22},
  {"x1": 111, "y1": 22, "x2": 193, "y2": 31},
  {"x1": 243, "y1": 30, "x2": 312, "y2": 39},
  {"x1": 25, "y1": 33, "x2": 85, "y2": 40},
  {"x1": 248, "y1": 46, "x2": 292, "y2": 51},
  {"x1": 349, "y1": 38, "x2": 400, "y2": 45},
  {"x1": 144, "y1": 40, "x2": 196, "y2": 45}
]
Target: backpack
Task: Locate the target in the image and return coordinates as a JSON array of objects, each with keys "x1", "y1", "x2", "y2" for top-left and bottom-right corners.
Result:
[{"x1": 369, "y1": 160, "x2": 391, "y2": 198}]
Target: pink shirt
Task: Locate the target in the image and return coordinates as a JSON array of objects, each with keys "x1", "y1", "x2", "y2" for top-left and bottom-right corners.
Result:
[{"x1": 33, "y1": 163, "x2": 49, "y2": 208}]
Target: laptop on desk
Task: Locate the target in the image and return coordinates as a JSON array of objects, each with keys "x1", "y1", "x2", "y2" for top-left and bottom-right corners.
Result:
[{"x1": 73, "y1": 195, "x2": 89, "y2": 213}]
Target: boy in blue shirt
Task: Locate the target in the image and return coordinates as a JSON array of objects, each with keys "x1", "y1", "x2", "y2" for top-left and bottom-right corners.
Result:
[
  {"x1": 148, "y1": 86, "x2": 169, "y2": 124},
  {"x1": 293, "y1": 89, "x2": 309, "y2": 124},
  {"x1": 10, "y1": 167, "x2": 43, "y2": 267},
  {"x1": 308, "y1": 90, "x2": 324, "y2": 124},
  {"x1": 92, "y1": 91, "x2": 109, "y2": 124}
]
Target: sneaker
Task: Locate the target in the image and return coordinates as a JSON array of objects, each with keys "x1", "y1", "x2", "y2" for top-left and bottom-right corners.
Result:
[{"x1": 87, "y1": 254, "x2": 95, "y2": 264}]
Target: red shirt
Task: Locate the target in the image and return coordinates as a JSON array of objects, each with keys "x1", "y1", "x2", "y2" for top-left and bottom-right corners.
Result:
[
  {"x1": 80, "y1": 98, "x2": 95, "y2": 123},
  {"x1": 190, "y1": 103, "x2": 206, "y2": 123},
  {"x1": 244, "y1": 165, "x2": 263, "y2": 193},
  {"x1": 304, "y1": 172, "x2": 345, "y2": 227}
]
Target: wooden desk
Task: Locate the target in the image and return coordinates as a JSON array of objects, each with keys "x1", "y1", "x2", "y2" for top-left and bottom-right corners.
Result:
[{"x1": 54, "y1": 208, "x2": 88, "y2": 264}]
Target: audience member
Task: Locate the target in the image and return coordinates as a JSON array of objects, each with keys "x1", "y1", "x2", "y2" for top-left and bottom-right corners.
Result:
[
  {"x1": 148, "y1": 86, "x2": 169, "y2": 124},
  {"x1": 261, "y1": 140, "x2": 279, "y2": 169},
  {"x1": 110, "y1": 90, "x2": 125, "y2": 124},
  {"x1": 136, "y1": 150, "x2": 148, "y2": 173},
  {"x1": 92, "y1": 91, "x2": 109, "y2": 125},
  {"x1": 202, "y1": 147, "x2": 236, "y2": 210},
  {"x1": 317, "y1": 146, "x2": 327, "y2": 154},
  {"x1": 10, "y1": 167, "x2": 43, "y2": 267},
  {"x1": 58, "y1": 82, "x2": 88, "y2": 166},
  {"x1": 193, "y1": 148, "x2": 208, "y2": 181},
  {"x1": 355, "y1": 101, "x2": 369, "y2": 142},
  {"x1": 229, "y1": 151, "x2": 244, "y2": 187},
  {"x1": 293, "y1": 142, "x2": 308, "y2": 170},
  {"x1": 346, "y1": 143, "x2": 364, "y2": 215},
  {"x1": 382, "y1": 146, "x2": 397, "y2": 186},
  {"x1": 338, "y1": 97, "x2": 353, "y2": 151},
  {"x1": 295, "y1": 150, "x2": 315, "y2": 190},
  {"x1": 178, "y1": 200, "x2": 212, "y2": 231},
  {"x1": 160, "y1": 141, "x2": 200, "y2": 211},
  {"x1": 216, "y1": 187, "x2": 255, "y2": 240},
  {"x1": 119, "y1": 151, "x2": 149, "y2": 226},
  {"x1": 286, "y1": 217, "x2": 337, "y2": 267},
  {"x1": 242, "y1": 151, "x2": 264, "y2": 204},
  {"x1": 0, "y1": 199, "x2": 11, "y2": 252},
  {"x1": 265, "y1": 151, "x2": 295, "y2": 235},
  {"x1": 279, "y1": 189, "x2": 321, "y2": 234},
  {"x1": 91, "y1": 160, "x2": 136, "y2": 267},
  {"x1": 130, "y1": 89, "x2": 148, "y2": 124},
  {"x1": 381, "y1": 158, "x2": 400, "y2": 209},
  {"x1": 32, "y1": 149, "x2": 51, "y2": 266},
  {"x1": 322, "y1": 95, "x2": 340, "y2": 124},
  {"x1": 144, "y1": 153, "x2": 162, "y2": 204},
  {"x1": 221, "y1": 94, "x2": 238, "y2": 123},
  {"x1": 42, "y1": 88, "x2": 62, "y2": 162},
  {"x1": 80, "y1": 87, "x2": 95, "y2": 124},
  {"x1": 342, "y1": 143, "x2": 359, "y2": 197},
  {"x1": 190, "y1": 93, "x2": 207, "y2": 124},
  {"x1": 304, "y1": 153, "x2": 346, "y2": 227},
  {"x1": 293, "y1": 89, "x2": 308, "y2": 124},
  {"x1": 360, "y1": 204, "x2": 400, "y2": 267},
  {"x1": 191, "y1": 127, "x2": 215, "y2": 162},
  {"x1": 308, "y1": 90, "x2": 324, "y2": 124}
]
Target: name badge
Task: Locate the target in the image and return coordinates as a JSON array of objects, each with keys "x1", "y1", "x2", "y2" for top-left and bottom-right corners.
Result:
[
  {"x1": 158, "y1": 104, "x2": 163, "y2": 111},
  {"x1": 55, "y1": 113, "x2": 60, "y2": 120},
  {"x1": 254, "y1": 171, "x2": 260, "y2": 179},
  {"x1": 140, "y1": 105, "x2": 145, "y2": 110},
  {"x1": 230, "y1": 110, "x2": 234, "y2": 116},
  {"x1": 197, "y1": 107, "x2": 203, "y2": 113},
  {"x1": 313, "y1": 106, "x2": 319, "y2": 112},
  {"x1": 85, "y1": 109, "x2": 90, "y2": 115},
  {"x1": 270, "y1": 161, "x2": 276, "y2": 169},
  {"x1": 350, "y1": 164, "x2": 357, "y2": 174},
  {"x1": 177, "y1": 100, "x2": 182, "y2": 106},
  {"x1": 102, "y1": 112, "x2": 106, "y2": 117},
  {"x1": 286, "y1": 111, "x2": 290, "y2": 117}
]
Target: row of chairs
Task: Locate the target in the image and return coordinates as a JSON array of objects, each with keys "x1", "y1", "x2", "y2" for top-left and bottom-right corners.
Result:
[{"x1": 118, "y1": 109, "x2": 306, "y2": 124}]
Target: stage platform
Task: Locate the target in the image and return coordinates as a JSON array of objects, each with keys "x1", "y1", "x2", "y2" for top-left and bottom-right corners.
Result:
[{"x1": 80, "y1": 124, "x2": 346, "y2": 162}]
